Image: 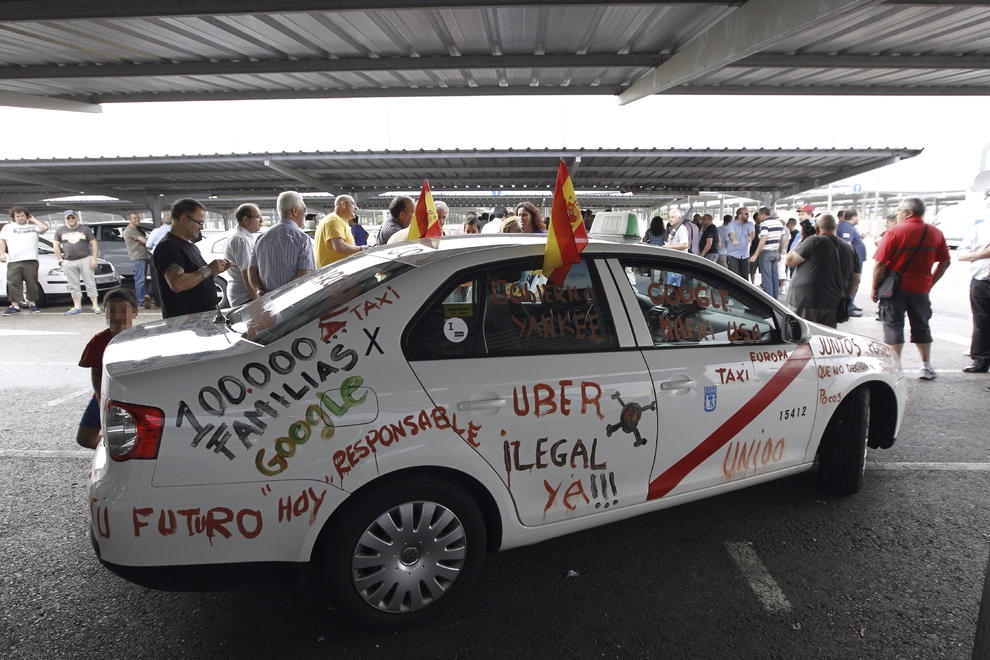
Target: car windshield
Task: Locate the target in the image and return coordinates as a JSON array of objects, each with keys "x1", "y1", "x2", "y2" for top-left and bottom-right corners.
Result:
[{"x1": 227, "y1": 254, "x2": 414, "y2": 345}]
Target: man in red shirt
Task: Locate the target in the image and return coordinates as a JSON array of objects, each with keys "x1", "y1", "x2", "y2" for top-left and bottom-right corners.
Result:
[{"x1": 872, "y1": 197, "x2": 951, "y2": 380}]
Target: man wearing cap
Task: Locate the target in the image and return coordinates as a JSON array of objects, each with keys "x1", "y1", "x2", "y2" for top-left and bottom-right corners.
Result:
[
  {"x1": 54, "y1": 210, "x2": 101, "y2": 314},
  {"x1": 315, "y1": 194, "x2": 364, "y2": 267},
  {"x1": 1, "y1": 206, "x2": 49, "y2": 314}
]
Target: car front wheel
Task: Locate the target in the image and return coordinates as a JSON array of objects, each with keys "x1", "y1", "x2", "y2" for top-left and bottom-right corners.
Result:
[
  {"x1": 322, "y1": 478, "x2": 487, "y2": 631},
  {"x1": 817, "y1": 387, "x2": 869, "y2": 494}
]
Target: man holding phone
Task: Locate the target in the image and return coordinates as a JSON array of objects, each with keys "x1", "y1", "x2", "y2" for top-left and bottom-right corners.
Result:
[{"x1": 153, "y1": 198, "x2": 232, "y2": 319}]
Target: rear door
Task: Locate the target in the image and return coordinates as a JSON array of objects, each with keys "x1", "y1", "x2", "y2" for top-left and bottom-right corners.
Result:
[{"x1": 407, "y1": 256, "x2": 658, "y2": 526}]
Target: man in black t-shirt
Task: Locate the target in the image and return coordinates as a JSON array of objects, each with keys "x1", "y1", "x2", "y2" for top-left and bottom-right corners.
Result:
[
  {"x1": 153, "y1": 198, "x2": 232, "y2": 319},
  {"x1": 785, "y1": 213, "x2": 860, "y2": 328},
  {"x1": 699, "y1": 213, "x2": 719, "y2": 261}
]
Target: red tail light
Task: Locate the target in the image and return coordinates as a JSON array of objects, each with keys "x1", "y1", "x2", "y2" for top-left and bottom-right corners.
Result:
[{"x1": 105, "y1": 401, "x2": 165, "y2": 461}]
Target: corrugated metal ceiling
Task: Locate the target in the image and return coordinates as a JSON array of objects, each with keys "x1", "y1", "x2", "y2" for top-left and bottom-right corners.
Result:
[
  {"x1": 0, "y1": 147, "x2": 922, "y2": 211},
  {"x1": 1, "y1": 1, "x2": 988, "y2": 113}
]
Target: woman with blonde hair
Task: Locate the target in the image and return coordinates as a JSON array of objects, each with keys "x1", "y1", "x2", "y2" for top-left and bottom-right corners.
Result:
[{"x1": 501, "y1": 216, "x2": 523, "y2": 233}]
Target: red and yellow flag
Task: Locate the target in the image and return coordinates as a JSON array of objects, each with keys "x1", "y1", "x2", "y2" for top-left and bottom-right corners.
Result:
[
  {"x1": 543, "y1": 160, "x2": 588, "y2": 287},
  {"x1": 408, "y1": 179, "x2": 441, "y2": 240}
]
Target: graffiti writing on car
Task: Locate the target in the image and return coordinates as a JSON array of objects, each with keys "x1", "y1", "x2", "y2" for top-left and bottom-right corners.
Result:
[
  {"x1": 819, "y1": 389, "x2": 843, "y2": 405},
  {"x1": 715, "y1": 366, "x2": 750, "y2": 384},
  {"x1": 512, "y1": 308, "x2": 604, "y2": 343},
  {"x1": 176, "y1": 337, "x2": 359, "y2": 461},
  {"x1": 512, "y1": 380, "x2": 605, "y2": 419},
  {"x1": 345, "y1": 286, "x2": 400, "y2": 321},
  {"x1": 723, "y1": 436, "x2": 786, "y2": 481},
  {"x1": 646, "y1": 283, "x2": 732, "y2": 311},
  {"x1": 818, "y1": 364, "x2": 845, "y2": 379},
  {"x1": 332, "y1": 407, "x2": 481, "y2": 481},
  {"x1": 816, "y1": 335, "x2": 862, "y2": 357},
  {"x1": 543, "y1": 471, "x2": 621, "y2": 513},
  {"x1": 255, "y1": 375, "x2": 368, "y2": 477},
  {"x1": 131, "y1": 506, "x2": 263, "y2": 542},
  {"x1": 275, "y1": 486, "x2": 326, "y2": 525},
  {"x1": 502, "y1": 435, "x2": 606, "y2": 474},
  {"x1": 657, "y1": 316, "x2": 715, "y2": 342},
  {"x1": 727, "y1": 321, "x2": 763, "y2": 343},
  {"x1": 750, "y1": 349, "x2": 789, "y2": 364},
  {"x1": 489, "y1": 281, "x2": 597, "y2": 306}
]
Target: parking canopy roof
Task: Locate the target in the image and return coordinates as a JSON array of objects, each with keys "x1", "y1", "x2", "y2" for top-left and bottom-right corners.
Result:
[
  {"x1": 0, "y1": 147, "x2": 921, "y2": 211},
  {"x1": 1, "y1": 1, "x2": 988, "y2": 113}
]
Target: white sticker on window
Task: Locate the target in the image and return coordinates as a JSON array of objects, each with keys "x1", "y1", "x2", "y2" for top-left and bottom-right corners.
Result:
[{"x1": 444, "y1": 317, "x2": 469, "y2": 343}]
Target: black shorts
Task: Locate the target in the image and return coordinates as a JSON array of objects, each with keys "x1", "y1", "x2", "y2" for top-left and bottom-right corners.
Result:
[{"x1": 879, "y1": 289, "x2": 932, "y2": 345}]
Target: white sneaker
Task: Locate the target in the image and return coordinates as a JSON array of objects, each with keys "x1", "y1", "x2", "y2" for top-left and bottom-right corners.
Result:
[{"x1": 919, "y1": 366, "x2": 937, "y2": 380}]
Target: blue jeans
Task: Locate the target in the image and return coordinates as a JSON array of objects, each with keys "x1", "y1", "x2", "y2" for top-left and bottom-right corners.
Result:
[
  {"x1": 133, "y1": 258, "x2": 149, "y2": 302},
  {"x1": 758, "y1": 251, "x2": 780, "y2": 299}
]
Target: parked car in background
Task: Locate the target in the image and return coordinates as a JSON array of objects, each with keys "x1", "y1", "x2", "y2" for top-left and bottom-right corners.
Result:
[
  {"x1": 83, "y1": 219, "x2": 155, "y2": 278},
  {"x1": 0, "y1": 235, "x2": 120, "y2": 306},
  {"x1": 89, "y1": 236, "x2": 905, "y2": 630}
]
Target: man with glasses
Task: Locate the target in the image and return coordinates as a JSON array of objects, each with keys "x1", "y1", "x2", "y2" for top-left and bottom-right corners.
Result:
[
  {"x1": 872, "y1": 197, "x2": 950, "y2": 380},
  {"x1": 314, "y1": 194, "x2": 364, "y2": 267},
  {"x1": 153, "y1": 198, "x2": 232, "y2": 319},
  {"x1": 224, "y1": 203, "x2": 263, "y2": 306},
  {"x1": 249, "y1": 190, "x2": 315, "y2": 294}
]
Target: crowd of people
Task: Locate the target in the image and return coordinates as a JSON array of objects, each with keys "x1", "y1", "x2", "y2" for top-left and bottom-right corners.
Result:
[{"x1": 639, "y1": 199, "x2": 977, "y2": 383}]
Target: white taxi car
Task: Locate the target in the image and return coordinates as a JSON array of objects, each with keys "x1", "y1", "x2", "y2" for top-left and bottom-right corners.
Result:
[{"x1": 88, "y1": 236, "x2": 905, "y2": 630}]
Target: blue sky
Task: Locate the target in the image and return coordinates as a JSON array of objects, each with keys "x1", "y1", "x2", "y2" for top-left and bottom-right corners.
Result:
[{"x1": 2, "y1": 95, "x2": 988, "y2": 193}]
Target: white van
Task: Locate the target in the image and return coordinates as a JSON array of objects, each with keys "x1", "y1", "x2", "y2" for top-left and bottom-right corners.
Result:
[{"x1": 932, "y1": 201, "x2": 987, "y2": 248}]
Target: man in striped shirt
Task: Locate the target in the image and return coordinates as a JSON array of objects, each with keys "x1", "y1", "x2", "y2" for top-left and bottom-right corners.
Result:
[
  {"x1": 248, "y1": 190, "x2": 315, "y2": 294},
  {"x1": 750, "y1": 206, "x2": 786, "y2": 299}
]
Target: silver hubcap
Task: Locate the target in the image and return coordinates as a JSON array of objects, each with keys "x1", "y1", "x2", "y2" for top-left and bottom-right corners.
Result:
[{"x1": 351, "y1": 500, "x2": 468, "y2": 614}]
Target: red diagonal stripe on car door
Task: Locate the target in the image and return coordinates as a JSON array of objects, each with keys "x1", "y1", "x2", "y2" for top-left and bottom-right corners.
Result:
[{"x1": 647, "y1": 342, "x2": 813, "y2": 500}]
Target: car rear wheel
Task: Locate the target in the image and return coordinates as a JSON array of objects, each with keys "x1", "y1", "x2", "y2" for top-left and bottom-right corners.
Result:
[
  {"x1": 817, "y1": 387, "x2": 869, "y2": 494},
  {"x1": 322, "y1": 478, "x2": 486, "y2": 631}
]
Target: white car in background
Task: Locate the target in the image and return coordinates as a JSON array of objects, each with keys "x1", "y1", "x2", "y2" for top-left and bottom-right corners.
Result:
[
  {"x1": 0, "y1": 234, "x2": 121, "y2": 306},
  {"x1": 88, "y1": 236, "x2": 905, "y2": 630}
]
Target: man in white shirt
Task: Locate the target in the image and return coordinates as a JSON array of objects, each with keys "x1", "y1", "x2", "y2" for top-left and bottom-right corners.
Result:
[
  {"x1": 957, "y1": 219, "x2": 990, "y2": 379},
  {"x1": 224, "y1": 203, "x2": 263, "y2": 306},
  {"x1": 1, "y1": 206, "x2": 49, "y2": 314},
  {"x1": 750, "y1": 207, "x2": 786, "y2": 299}
]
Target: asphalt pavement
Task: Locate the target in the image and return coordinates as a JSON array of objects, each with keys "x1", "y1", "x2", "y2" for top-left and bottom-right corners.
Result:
[{"x1": 1, "y1": 257, "x2": 987, "y2": 659}]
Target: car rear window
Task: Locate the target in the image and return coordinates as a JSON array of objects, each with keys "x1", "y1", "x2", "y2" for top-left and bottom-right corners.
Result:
[{"x1": 228, "y1": 255, "x2": 413, "y2": 345}]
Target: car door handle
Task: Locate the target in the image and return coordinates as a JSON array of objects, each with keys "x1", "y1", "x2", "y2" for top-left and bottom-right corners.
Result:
[
  {"x1": 660, "y1": 378, "x2": 695, "y2": 391},
  {"x1": 457, "y1": 397, "x2": 507, "y2": 411}
]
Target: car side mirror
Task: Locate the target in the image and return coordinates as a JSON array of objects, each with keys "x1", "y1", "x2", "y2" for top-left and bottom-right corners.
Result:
[{"x1": 785, "y1": 315, "x2": 808, "y2": 343}]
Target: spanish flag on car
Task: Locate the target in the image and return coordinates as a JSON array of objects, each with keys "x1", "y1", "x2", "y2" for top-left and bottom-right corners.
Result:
[
  {"x1": 408, "y1": 179, "x2": 441, "y2": 240},
  {"x1": 543, "y1": 160, "x2": 588, "y2": 286}
]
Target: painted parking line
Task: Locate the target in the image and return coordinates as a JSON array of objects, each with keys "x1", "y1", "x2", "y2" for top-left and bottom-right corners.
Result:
[
  {"x1": 932, "y1": 332, "x2": 971, "y2": 346},
  {"x1": 725, "y1": 541, "x2": 792, "y2": 614},
  {"x1": 0, "y1": 329, "x2": 80, "y2": 337},
  {"x1": 45, "y1": 388, "x2": 91, "y2": 407},
  {"x1": 0, "y1": 449, "x2": 91, "y2": 458},
  {"x1": 867, "y1": 461, "x2": 990, "y2": 471}
]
